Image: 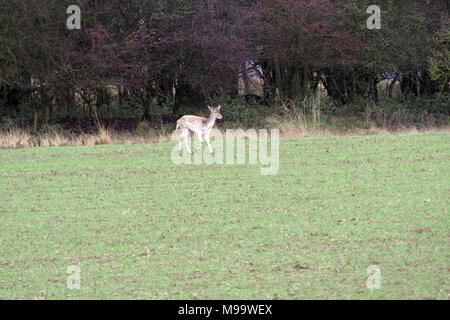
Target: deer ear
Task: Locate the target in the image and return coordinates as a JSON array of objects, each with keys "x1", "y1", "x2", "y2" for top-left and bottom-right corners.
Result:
[
  {"x1": 207, "y1": 105, "x2": 212, "y2": 110},
  {"x1": 217, "y1": 105, "x2": 221, "y2": 110}
]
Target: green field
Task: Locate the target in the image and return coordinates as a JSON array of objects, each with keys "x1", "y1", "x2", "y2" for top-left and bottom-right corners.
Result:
[{"x1": 0, "y1": 132, "x2": 448, "y2": 299}]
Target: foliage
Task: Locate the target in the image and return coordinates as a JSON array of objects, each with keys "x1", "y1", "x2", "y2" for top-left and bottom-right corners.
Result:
[{"x1": 0, "y1": 0, "x2": 448, "y2": 129}]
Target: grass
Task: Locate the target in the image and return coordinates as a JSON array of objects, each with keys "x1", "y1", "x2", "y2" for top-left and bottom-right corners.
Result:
[{"x1": 0, "y1": 132, "x2": 449, "y2": 299}]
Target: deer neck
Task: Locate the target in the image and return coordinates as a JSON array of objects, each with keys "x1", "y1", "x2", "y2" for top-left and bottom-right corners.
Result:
[{"x1": 204, "y1": 114, "x2": 216, "y2": 130}]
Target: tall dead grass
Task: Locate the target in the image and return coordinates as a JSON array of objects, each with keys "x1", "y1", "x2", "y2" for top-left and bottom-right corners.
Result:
[
  {"x1": 0, "y1": 127, "x2": 112, "y2": 149},
  {"x1": 0, "y1": 124, "x2": 174, "y2": 149},
  {"x1": 267, "y1": 93, "x2": 450, "y2": 138},
  {"x1": 271, "y1": 114, "x2": 450, "y2": 138},
  {"x1": 1, "y1": 117, "x2": 448, "y2": 150},
  {"x1": 267, "y1": 92, "x2": 332, "y2": 137}
]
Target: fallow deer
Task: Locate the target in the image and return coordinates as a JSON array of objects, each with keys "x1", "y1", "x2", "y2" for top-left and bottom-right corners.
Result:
[{"x1": 176, "y1": 105, "x2": 223, "y2": 154}]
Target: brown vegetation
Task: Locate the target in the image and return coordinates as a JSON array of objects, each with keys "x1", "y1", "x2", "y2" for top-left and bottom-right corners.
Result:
[{"x1": 1, "y1": 120, "x2": 448, "y2": 150}]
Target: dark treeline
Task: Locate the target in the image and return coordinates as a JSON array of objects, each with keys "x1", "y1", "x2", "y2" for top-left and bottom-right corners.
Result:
[{"x1": 0, "y1": 0, "x2": 448, "y2": 131}]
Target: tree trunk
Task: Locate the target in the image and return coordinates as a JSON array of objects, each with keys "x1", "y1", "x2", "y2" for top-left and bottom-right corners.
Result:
[
  {"x1": 33, "y1": 105, "x2": 39, "y2": 131},
  {"x1": 261, "y1": 60, "x2": 276, "y2": 103},
  {"x1": 242, "y1": 62, "x2": 250, "y2": 95}
]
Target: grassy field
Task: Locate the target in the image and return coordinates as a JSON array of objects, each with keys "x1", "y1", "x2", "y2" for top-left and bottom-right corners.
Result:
[{"x1": 0, "y1": 132, "x2": 448, "y2": 299}]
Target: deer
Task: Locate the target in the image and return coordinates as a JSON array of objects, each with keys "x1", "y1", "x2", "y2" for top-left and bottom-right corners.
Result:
[{"x1": 176, "y1": 105, "x2": 223, "y2": 154}]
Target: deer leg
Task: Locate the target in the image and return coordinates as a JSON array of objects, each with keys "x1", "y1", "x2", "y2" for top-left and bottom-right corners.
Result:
[
  {"x1": 183, "y1": 129, "x2": 192, "y2": 154},
  {"x1": 177, "y1": 129, "x2": 184, "y2": 152},
  {"x1": 205, "y1": 132, "x2": 213, "y2": 153},
  {"x1": 178, "y1": 128, "x2": 187, "y2": 152},
  {"x1": 195, "y1": 131, "x2": 203, "y2": 151}
]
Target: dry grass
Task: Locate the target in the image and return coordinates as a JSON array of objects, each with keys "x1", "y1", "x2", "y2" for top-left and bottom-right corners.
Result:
[
  {"x1": 275, "y1": 121, "x2": 450, "y2": 138},
  {"x1": 1, "y1": 124, "x2": 448, "y2": 150},
  {"x1": 266, "y1": 92, "x2": 450, "y2": 138},
  {"x1": 0, "y1": 125, "x2": 174, "y2": 149},
  {"x1": 268, "y1": 114, "x2": 450, "y2": 138},
  {"x1": 0, "y1": 127, "x2": 112, "y2": 149},
  {"x1": 1, "y1": 114, "x2": 449, "y2": 150}
]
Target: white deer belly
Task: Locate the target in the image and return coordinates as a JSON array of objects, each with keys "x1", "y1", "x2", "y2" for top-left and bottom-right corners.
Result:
[
  {"x1": 185, "y1": 122, "x2": 201, "y2": 132},
  {"x1": 202, "y1": 124, "x2": 213, "y2": 134}
]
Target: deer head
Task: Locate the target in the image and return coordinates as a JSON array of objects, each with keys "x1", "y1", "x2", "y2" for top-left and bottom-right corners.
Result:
[{"x1": 207, "y1": 105, "x2": 223, "y2": 120}]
